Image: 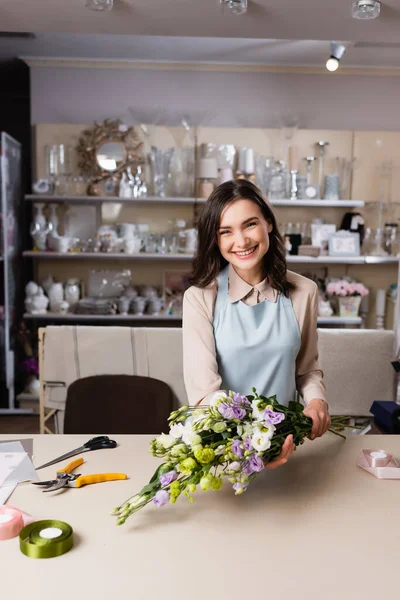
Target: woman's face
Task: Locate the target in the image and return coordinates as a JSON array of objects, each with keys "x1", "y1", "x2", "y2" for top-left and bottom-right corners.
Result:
[{"x1": 217, "y1": 199, "x2": 273, "y2": 281}]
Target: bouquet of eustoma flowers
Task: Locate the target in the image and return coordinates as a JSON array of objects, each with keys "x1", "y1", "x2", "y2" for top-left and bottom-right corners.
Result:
[{"x1": 112, "y1": 389, "x2": 351, "y2": 525}]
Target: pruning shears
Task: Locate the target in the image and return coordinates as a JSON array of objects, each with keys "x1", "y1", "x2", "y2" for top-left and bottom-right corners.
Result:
[{"x1": 32, "y1": 457, "x2": 127, "y2": 492}]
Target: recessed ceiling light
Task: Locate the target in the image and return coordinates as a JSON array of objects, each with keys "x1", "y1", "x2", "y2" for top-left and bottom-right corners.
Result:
[
  {"x1": 352, "y1": 0, "x2": 381, "y2": 19},
  {"x1": 85, "y1": 0, "x2": 113, "y2": 11},
  {"x1": 220, "y1": 0, "x2": 248, "y2": 16}
]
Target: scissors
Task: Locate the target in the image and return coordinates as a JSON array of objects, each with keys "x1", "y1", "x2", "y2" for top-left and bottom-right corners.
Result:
[
  {"x1": 32, "y1": 457, "x2": 127, "y2": 492},
  {"x1": 35, "y1": 436, "x2": 117, "y2": 471}
]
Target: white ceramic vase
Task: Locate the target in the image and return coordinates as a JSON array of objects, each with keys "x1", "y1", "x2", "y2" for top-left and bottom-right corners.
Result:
[{"x1": 48, "y1": 282, "x2": 64, "y2": 312}]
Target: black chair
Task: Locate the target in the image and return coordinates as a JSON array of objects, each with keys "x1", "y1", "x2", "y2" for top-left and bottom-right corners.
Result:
[{"x1": 63, "y1": 374, "x2": 174, "y2": 434}]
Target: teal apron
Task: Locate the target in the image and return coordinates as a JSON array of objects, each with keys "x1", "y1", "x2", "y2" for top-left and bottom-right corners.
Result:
[{"x1": 213, "y1": 266, "x2": 301, "y2": 405}]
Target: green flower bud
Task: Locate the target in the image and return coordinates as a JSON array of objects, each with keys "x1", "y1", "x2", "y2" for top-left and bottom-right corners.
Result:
[
  {"x1": 200, "y1": 475, "x2": 211, "y2": 491},
  {"x1": 179, "y1": 457, "x2": 197, "y2": 475},
  {"x1": 194, "y1": 447, "x2": 215, "y2": 465},
  {"x1": 189, "y1": 434, "x2": 202, "y2": 446},
  {"x1": 187, "y1": 483, "x2": 196, "y2": 493},
  {"x1": 212, "y1": 421, "x2": 227, "y2": 433},
  {"x1": 210, "y1": 476, "x2": 222, "y2": 491},
  {"x1": 170, "y1": 443, "x2": 187, "y2": 457},
  {"x1": 192, "y1": 444, "x2": 203, "y2": 453}
]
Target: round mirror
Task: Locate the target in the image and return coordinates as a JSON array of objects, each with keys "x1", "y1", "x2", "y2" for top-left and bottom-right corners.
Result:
[{"x1": 96, "y1": 141, "x2": 125, "y2": 172}]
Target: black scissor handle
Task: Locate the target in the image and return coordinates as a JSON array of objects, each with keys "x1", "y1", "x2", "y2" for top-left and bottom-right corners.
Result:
[{"x1": 83, "y1": 436, "x2": 117, "y2": 450}]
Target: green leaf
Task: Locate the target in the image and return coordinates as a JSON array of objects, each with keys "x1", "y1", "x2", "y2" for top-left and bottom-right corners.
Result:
[{"x1": 149, "y1": 463, "x2": 168, "y2": 484}]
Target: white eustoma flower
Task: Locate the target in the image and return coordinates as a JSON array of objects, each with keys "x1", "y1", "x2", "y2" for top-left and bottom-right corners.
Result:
[
  {"x1": 182, "y1": 431, "x2": 202, "y2": 447},
  {"x1": 251, "y1": 399, "x2": 266, "y2": 421},
  {"x1": 237, "y1": 421, "x2": 253, "y2": 437},
  {"x1": 157, "y1": 434, "x2": 176, "y2": 449},
  {"x1": 209, "y1": 390, "x2": 229, "y2": 407},
  {"x1": 215, "y1": 445, "x2": 225, "y2": 456},
  {"x1": 228, "y1": 461, "x2": 241, "y2": 472},
  {"x1": 169, "y1": 423, "x2": 185, "y2": 439},
  {"x1": 251, "y1": 424, "x2": 276, "y2": 452}
]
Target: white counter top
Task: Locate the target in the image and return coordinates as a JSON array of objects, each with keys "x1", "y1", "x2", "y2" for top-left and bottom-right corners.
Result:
[{"x1": 1, "y1": 434, "x2": 400, "y2": 600}]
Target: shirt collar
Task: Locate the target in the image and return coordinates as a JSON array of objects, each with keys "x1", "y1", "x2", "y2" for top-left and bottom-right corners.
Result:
[{"x1": 227, "y1": 264, "x2": 277, "y2": 304}]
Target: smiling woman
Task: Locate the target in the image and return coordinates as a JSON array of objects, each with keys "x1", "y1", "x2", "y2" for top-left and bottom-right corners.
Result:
[{"x1": 183, "y1": 180, "x2": 330, "y2": 470}]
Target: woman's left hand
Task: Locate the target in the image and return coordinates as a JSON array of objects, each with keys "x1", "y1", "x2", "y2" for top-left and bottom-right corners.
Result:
[{"x1": 303, "y1": 398, "x2": 331, "y2": 440}]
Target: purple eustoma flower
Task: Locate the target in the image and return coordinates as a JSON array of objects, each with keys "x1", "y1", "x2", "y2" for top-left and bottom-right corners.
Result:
[
  {"x1": 248, "y1": 454, "x2": 265, "y2": 473},
  {"x1": 218, "y1": 402, "x2": 246, "y2": 420},
  {"x1": 264, "y1": 408, "x2": 285, "y2": 425},
  {"x1": 233, "y1": 482, "x2": 247, "y2": 493},
  {"x1": 242, "y1": 461, "x2": 254, "y2": 476},
  {"x1": 218, "y1": 402, "x2": 235, "y2": 420},
  {"x1": 231, "y1": 439, "x2": 244, "y2": 458},
  {"x1": 242, "y1": 454, "x2": 264, "y2": 475},
  {"x1": 243, "y1": 437, "x2": 252, "y2": 451},
  {"x1": 232, "y1": 393, "x2": 251, "y2": 408},
  {"x1": 232, "y1": 406, "x2": 246, "y2": 420},
  {"x1": 159, "y1": 470, "x2": 178, "y2": 486},
  {"x1": 154, "y1": 489, "x2": 170, "y2": 507}
]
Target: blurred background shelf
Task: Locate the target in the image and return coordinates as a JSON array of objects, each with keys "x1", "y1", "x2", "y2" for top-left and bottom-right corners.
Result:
[
  {"x1": 23, "y1": 312, "x2": 182, "y2": 322},
  {"x1": 25, "y1": 194, "x2": 205, "y2": 205},
  {"x1": 23, "y1": 251, "x2": 193, "y2": 260},
  {"x1": 25, "y1": 195, "x2": 365, "y2": 208},
  {"x1": 22, "y1": 251, "x2": 399, "y2": 265}
]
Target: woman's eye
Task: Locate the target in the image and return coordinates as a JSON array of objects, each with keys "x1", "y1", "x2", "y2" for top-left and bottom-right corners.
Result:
[
  {"x1": 219, "y1": 230, "x2": 230, "y2": 236},
  {"x1": 246, "y1": 222, "x2": 257, "y2": 228}
]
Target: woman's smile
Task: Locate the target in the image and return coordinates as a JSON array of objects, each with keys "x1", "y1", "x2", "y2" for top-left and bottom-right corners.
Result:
[{"x1": 231, "y1": 245, "x2": 259, "y2": 259}]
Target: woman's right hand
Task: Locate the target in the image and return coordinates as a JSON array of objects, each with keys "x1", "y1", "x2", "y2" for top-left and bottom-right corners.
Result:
[{"x1": 264, "y1": 434, "x2": 295, "y2": 470}]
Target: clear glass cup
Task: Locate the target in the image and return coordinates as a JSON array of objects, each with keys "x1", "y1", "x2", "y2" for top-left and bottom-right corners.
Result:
[
  {"x1": 148, "y1": 147, "x2": 174, "y2": 197},
  {"x1": 370, "y1": 228, "x2": 389, "y2": 256}
]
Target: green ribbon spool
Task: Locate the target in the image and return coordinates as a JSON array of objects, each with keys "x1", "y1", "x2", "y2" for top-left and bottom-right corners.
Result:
[{"x1": 19, "y1": 520, "x2": 73, "y2": 559}]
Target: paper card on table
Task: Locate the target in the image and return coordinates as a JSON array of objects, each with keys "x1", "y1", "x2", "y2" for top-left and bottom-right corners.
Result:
[
  {"x1": 0, "y1": 438, "x2": 34, "y2": 460},
  {"x1": 0, "y1": 447, "x2": 26, "y2": 486},
  {"x1": 0, "y1": 442, "x2": 39, "y2": 485},
  {"x1": 0, "y1": 484, "x2": 17, "y2": 506}
]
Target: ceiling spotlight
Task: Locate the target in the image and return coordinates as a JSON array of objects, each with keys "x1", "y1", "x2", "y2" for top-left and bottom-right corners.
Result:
[
  {"x1": 85, "y1": 0, "x2": 113, "y2": 11},
  {"x1": 352, "y1": 0, "x2": 381, "y2": 19},
  {"x1": 326, "y1": 41, "x2": 346, "y2": 72},
  {"x1": 220, "y1": 0, "x2": 248, "y2": 15}
]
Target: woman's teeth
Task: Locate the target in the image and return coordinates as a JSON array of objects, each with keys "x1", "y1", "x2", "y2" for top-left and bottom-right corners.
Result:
[{"x1": 235, "y1": 246, "x2": 256, "y2": 257}]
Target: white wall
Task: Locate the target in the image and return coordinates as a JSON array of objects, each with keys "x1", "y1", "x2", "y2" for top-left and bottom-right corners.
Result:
[{"x1": 30, "y1": 66, "x2": 400, "y2": 130}]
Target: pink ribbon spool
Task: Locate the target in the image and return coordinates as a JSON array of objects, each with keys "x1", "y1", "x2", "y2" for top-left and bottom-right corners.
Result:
[
  {"x1": 0, "y1": 505, "x2": 33, "y2": 541},
  {"x1": 366, "y1": 449, "x2": 392, "y2": 468}
]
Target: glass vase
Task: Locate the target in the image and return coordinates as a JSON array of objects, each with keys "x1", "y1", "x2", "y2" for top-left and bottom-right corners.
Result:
[{"x1": 148, "y1": 147, "x2": 174, "y2": 197}]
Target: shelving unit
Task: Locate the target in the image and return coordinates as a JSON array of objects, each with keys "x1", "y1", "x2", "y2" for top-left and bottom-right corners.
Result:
[
  {"x1": 26, "y1": 194, "x2": 365, "y2": 208},
  {"x1": 22, "y1": 251, "x2": 399, "y2": 265},
  {"x1": 24, "y1": 192, "x2": 397, "y2": 331},
  {"x1": 23, "y1": 251, "x2": 193, "y2": 261},
  {"x1": 23, "y1": 312, "x2": 182, "y2": 322},
  {"x1": 25, "y1": 194, "x2": 205, "y2": 205}
]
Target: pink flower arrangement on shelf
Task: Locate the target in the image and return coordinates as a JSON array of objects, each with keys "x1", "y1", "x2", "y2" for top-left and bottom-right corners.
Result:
[{"x1": 326, "y1": 280, "x2": 369, "y2": 298}]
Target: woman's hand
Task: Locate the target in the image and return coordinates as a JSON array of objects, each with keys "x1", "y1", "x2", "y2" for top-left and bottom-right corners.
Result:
[
  {"x1": 303, "y1": 398, "x2": 331, "y2": 440},
  {"x1": 264, "y1": 434, "x2": 295, "y2": 470}
]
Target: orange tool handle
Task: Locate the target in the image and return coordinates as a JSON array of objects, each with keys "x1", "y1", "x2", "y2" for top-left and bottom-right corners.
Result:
[
  {"x1": 57, "y1": 457, "x2": 84, "y2": 475},
  {"x1": 75, "y1": 473, "x2": 127, "y2": 488}
]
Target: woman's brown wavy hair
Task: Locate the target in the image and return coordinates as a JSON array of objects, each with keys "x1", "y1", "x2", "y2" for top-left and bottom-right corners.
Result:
[{"x1": 189, "y1": 179, "x2": 295, "y2": 297}]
